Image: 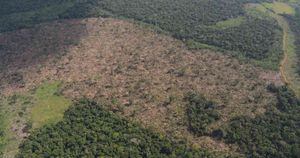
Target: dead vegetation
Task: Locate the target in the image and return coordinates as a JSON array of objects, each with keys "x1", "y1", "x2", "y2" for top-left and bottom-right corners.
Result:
[{"x1": 0, "y1": 18, "x2": 279, "y2": 153}]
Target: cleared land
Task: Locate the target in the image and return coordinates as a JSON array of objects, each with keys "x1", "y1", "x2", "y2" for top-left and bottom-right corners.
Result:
[{"x1": 0, "y1": 18, "x2": 280, "y2": 156}]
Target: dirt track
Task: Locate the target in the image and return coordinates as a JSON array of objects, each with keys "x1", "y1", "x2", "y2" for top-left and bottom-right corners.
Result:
[
  {"x1": 279, "y1": 22, "x2": 289, "y2": 85},
  {"x1": 276, "y1": 14, "x2": 300, "y2": 97}
]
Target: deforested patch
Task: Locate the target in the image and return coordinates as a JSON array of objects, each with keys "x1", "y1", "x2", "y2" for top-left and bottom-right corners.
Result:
[{"x1": 0, "y1": 17, "x2": 277, "y2": 154}]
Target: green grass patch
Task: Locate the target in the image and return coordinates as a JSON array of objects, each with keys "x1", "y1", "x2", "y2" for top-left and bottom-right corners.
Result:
[
  {"x1": 262, "y1": 2, "x2": 295, "y2": 15},
  {"x1": 278, "y1": 0, "x2": 299, "y2": 3},
  {"x1": 0, "y1": 101, "x2": 8, "y2": 156},
  {"x1": 30, "y1": 82, "x2": 71, "y2": 129},
  {"x1": 283, "y1": 6, "x2": 300, "y2": 97},
  {"x1": 245, "y1": 3, "x2": 272, "y2": 19},
  {"x1": 280, "y1": 0, "x2": 299, "y2": 3},
  {"x1": 0, "y1": 95, "x2": 32, "y2": 157},
  {"x1": 210, "y1": 16, "x2": 246, "y2": 29},
  {"x1": 280, "y1": 18, "x2": 300, "y2": 97},
  {"x1": 186, "y1": 40, "x2": 221, "y2": 51}
]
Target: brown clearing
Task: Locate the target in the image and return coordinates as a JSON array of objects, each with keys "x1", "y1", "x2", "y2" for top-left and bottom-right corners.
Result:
[{"x1": 0, "y1": 17, "x2": 279, "y2": 153}]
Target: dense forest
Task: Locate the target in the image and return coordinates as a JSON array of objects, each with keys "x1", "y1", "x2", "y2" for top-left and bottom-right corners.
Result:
[
  {"x1": 0, "y1": 0, "x2": 282, "y2": 66},
  {"x1": 18, "y1": 100, "x2": 213, "y2": 158},
  {"x1": 191, "y1": 17, "x2": 281, "y2": 60},
  {"x1": 284, "y1": 7, "x2": 300, "y2": 75}
]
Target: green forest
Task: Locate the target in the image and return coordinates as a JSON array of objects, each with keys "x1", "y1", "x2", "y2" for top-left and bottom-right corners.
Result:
[{"x1": 18, "y1": 100, "x2": 212, "y2": 158}]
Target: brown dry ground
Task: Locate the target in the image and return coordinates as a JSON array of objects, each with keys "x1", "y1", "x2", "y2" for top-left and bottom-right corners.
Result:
[{"x1": 0, "y1": 18, "x2": 281, "y2": 153}]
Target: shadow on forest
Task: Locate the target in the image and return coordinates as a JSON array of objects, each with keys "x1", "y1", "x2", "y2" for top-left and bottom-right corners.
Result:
[{"x1": 0, "y1": 19, "x2": 88, "y2": 72}]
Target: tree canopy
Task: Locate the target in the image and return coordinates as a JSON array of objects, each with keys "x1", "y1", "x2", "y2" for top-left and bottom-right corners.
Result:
[{"x1": 18, "y1": 100, "x2": 212, "y2": 158}]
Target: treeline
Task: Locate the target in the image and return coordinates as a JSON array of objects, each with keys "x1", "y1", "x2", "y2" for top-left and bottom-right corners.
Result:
[
  {"x1": 220, "y1": 85, "x2": 300, "y2": 157},
  {"x1": 284, "y1": 7, "x2": 300, "y2": 75},
  {"x1": 0, "y1": 0, "x2": 281, "y2": 63},
  {"x1": 94, "y1": 0, "x2": 280, "y2": 61},
  {"x1": 18, "y1": 100, "x2": 213, "y2": 158}
]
